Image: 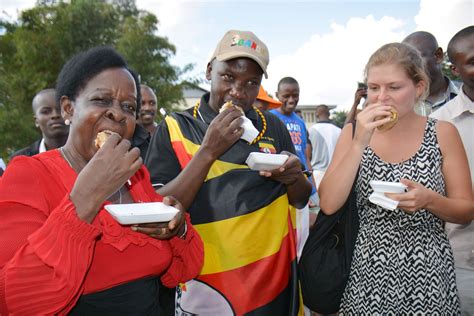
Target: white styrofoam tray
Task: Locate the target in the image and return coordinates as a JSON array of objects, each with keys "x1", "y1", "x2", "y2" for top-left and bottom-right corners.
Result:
[
  {"x1": 369, "y1": 180, "x2": 407, "y2": 193},
  {"x1": 105, "y1": 202, "x2": 179, "y2": 225},
  {"x1": 245, "y1": 152, "x2": 289, "y2": 171}
]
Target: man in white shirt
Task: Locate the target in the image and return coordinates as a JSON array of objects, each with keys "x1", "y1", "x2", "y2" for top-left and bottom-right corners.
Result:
[
  {"x1": 309, "y1": 105, "x2": 341, "y2": 189},
  {"x1": 403, "y1": 31, "x2": 459, "y2": 116},
  {"x1": 431, "y1": 25, "x2": 474, "y2": 315}
]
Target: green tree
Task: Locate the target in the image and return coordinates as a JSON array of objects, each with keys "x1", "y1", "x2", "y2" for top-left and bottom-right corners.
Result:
[
  {"x1": 330, "y1": 110, "x2": 348, "y2": 128},
  {"x1": 441, "y1": 52, "x2": 460, "y2": 82},
  {"x1": 0, "y1": 0, "x2": 187, "y2": 161},
  {"x1": 117, "y1": 13, "x2": 185, "y2": 111}
]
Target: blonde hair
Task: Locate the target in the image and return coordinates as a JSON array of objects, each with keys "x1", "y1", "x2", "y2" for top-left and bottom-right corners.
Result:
[{"x1": 364, "y1": 42, "x2": 430, "y2": 101}]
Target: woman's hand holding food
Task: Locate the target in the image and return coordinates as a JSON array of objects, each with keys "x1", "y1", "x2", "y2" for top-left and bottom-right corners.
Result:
[
  {"x1": 353, "y1": 102, "x2": 394, "y2": 149},
  {"x1": 385, "y1": 179, "x2": 433, "y2": 213},
  {"x1": 131, "y1": 196, "x2": 186, "y2": 240},
  {"x1": 200, "y1": 106, "x2": 244, "y2": 160},
  {"x1": 70, "y1": 133, "x2": 142, "y2": 223}
]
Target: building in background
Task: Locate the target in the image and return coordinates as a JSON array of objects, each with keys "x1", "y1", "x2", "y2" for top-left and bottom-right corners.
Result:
[
  {"x1": 174, "y1": 85, "x2": 209, "y2": 111},
  {"x1": 297, "y1": 104, "x2": 337, "y2": 128}
]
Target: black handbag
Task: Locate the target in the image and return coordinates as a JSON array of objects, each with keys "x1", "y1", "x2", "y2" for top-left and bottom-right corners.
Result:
[{"x1": 299, "y1": 124, "x2": 359, "y2": 314}]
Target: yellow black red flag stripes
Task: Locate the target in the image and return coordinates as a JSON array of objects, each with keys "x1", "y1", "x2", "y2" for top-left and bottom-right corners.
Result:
[
  {"x1": 166, "y1": 112, "x2": 303, "y2": 315},
  {"x1": 196, "y1": 218, "x2": 299, "y2": 315}
]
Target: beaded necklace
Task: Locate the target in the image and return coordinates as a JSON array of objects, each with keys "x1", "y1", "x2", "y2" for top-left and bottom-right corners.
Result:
[{"x1": 193, "y1": 101, "x2": 267, "y2": 145}]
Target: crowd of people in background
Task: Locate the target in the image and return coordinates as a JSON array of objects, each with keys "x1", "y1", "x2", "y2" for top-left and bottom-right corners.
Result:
[{"x1": 0, "y1": 24, "x2": 473, "y2": 315}]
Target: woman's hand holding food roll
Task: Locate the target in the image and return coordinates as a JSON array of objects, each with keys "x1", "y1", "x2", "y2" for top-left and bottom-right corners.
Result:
[
  {"x1": 131, "y1": 196, "x2": 187, "y2": 240},
  {"x1": 353, "y1": 102, "x2": 394, "y2": 149},
  {"x1": 70, "y1": 133, "x2": 142, "y2": 223}
]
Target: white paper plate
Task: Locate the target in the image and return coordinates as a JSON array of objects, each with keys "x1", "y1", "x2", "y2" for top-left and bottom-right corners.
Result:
[
  {"x1": 245, "y1": 152, "x2": 288, "y2": 171},
  {"x1": 104, "y1": 202, "x2": 179, "y2": 225},
  {"x1": 369, "y1": 180, "x2": 407, "y2": 193}
]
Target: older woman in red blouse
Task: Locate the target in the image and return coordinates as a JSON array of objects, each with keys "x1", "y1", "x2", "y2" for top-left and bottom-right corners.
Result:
[{"x1": 0, "y1": 47, "x2": 203, "y2": 315}]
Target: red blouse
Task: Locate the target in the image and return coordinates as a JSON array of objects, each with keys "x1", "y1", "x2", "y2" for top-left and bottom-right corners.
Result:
[{"x1": 0, "y1": 150, "x2": 203, "y2": 315}]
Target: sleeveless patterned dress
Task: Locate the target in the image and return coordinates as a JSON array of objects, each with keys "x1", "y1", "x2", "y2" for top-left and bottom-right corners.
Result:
[{"x1": 340, "y1": 118, "x2": 460, "y2": 314}]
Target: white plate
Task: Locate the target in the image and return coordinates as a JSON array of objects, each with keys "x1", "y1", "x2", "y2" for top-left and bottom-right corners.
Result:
[
  {"x1": 104, "y1": 202, "x2": 179, "y2": 225},
  {"x1": 369, "y1": 180, "x2": 407, "y2": 193},
  {"x1": 245, "y1": 152, "x2": 288, "y2": 171}
]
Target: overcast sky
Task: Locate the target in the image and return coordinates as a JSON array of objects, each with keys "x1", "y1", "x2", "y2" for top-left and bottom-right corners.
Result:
[{"x1": 2, "y1": 0, "x2": 473, "y2": 109}]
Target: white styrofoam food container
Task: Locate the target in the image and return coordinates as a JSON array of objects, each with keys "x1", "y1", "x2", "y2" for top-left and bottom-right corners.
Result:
[
  {"x1": 369, "y1": 180, "x2": 407, "y2": 193},
  {"x1": 105, "y1": 202, "x2": 179, "y2": 225},
  {"x1": 369, "y1": 192, "x2": 399, "y2": 211},
  {"x1": 245, "y1": 152, "x2": 289, "y2": 171}
]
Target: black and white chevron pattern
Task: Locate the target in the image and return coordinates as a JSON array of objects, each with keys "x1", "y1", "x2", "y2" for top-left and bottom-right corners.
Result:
[{"x1": 340, "y1": 119, "x2": 460, "y2": 315}]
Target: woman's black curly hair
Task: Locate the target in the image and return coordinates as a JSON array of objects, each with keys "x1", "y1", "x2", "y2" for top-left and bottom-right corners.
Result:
[{"x1": 55, "y1": 46, "x2": 141, "y2": 116}]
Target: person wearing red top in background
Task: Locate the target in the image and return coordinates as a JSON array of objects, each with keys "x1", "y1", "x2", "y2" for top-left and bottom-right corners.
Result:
[{"x1": 0, "y1": 46, "x2": 203, "y2": 315}]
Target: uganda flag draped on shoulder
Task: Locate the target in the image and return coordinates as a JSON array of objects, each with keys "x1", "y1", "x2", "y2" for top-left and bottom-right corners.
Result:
[{"x1": 166, "y1": 111, "x2": 303, "y2": 316}]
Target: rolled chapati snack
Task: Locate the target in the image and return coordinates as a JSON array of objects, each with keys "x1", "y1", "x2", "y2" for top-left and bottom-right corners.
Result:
[
  {"x1": 376, "y1": 107, "x2": 398, "y2": 131},
  {"x1": 219, "y1": 100, "x2": 244, "y2": 115},
  {"x1": 95, "y1": 130, "x2": 113, "y2": 148}
]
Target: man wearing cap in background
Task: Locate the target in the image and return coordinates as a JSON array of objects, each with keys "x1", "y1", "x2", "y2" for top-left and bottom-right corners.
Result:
[
  {"x1": 145, "y1": 29, "x2": 311, "y2": 315},
  {"x1": 254, "y1": 85, "x2": 282, "y2": 111}
]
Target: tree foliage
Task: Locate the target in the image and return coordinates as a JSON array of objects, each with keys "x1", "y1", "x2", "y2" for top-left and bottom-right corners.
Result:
[
  {"x1": 441, "y1": 52, "x2": 460, "y2": 82},
  {"x1": 0, "y1": 0, "x2": 188, "y2": 160},
  {"x1": 330, "y1": 110, "x2": 348, "y2": 128}
]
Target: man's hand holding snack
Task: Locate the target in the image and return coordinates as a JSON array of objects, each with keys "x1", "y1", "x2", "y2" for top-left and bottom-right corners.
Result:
[
  {"x1": 258, "y1": 151, "x2": 307, "y2": 186},
  {"x1": 201, "y1": 101, "x2": 244, "y2": 159}
]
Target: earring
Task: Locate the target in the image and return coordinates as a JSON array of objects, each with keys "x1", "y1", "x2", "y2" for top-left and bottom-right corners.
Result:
[{"x1": 65, "y1": 119, "x2": 71, "y2": 126}]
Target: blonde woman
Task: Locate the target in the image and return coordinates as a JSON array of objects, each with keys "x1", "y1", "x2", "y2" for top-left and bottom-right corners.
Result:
[{"x1": 319, "y1": 43, "x2": 473, "y2": 314}]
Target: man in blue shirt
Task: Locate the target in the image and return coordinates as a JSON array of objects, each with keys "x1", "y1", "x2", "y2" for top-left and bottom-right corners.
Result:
[
  {"x1": 271, "y1": 78, "x2": 310, "y2": 168},
  {"x1": 271, "y1": 77, "x2": 315, "y2": 197},
  {"x1": 271, "y1": 76, "x2": 317, "y2": 248}
]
